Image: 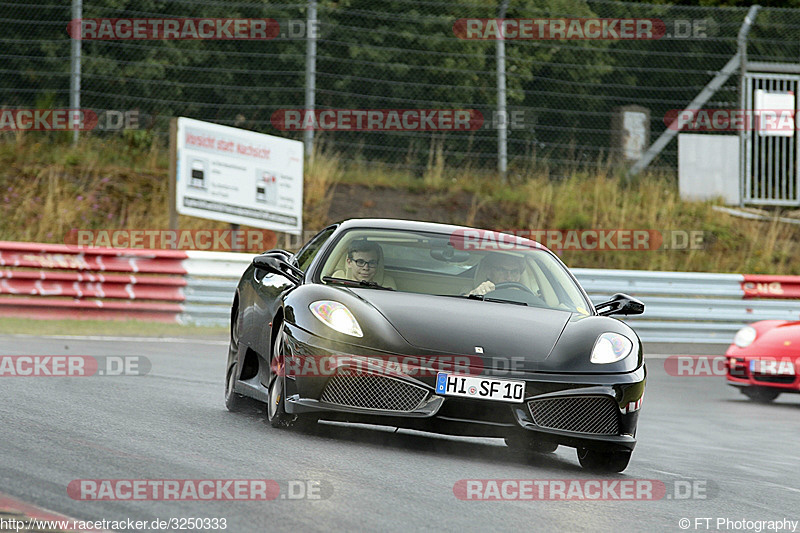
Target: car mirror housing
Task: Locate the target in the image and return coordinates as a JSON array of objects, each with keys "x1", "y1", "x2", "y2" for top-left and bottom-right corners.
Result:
[
  {"x1": 429, "y1": 245, "x2": 470, "y2": 263},
  {"x1": 595, "y1": 293, "x2": 644, "y2": 317},
  {"x1": 252, "y1": 251, "x2": 303, "y2": 284}
]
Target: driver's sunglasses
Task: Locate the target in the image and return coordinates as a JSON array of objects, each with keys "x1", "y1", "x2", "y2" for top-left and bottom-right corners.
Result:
[
  {"x1": 351, "y1": 258, "x2": 379, "y2": 269},
  {"x1": 491, "y1": 265, "x2": 523, "y2": 276}
]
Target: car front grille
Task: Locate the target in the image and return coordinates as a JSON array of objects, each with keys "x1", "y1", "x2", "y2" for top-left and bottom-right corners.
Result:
[
  {"x1": 527, "y1": 395, "x2": 620, "y2": 435},
  {"x1": 753, "y1": 374, "x2": 795, "y2": 384},
  {"x1": 320, "y1": 370, "x2": 429, "y2": 412}
]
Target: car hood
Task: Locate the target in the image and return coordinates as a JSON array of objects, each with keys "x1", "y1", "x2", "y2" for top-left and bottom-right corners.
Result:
[
  {"x1": 751, "y1": 321, "x2": 800, "y2": 350},
  {"x1": 353, "y1": 290, "x2": 572, "y2": 365}
]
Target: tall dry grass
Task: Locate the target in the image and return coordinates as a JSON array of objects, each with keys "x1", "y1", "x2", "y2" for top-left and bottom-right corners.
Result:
[
  {"x1": 303, "y1": 144, "x2": 342, "y2": 231},
  {"x1": 2, "y1": 134, "x2": 799, "y2": 273},
  {"x1": 1, "y1": 135, "x2": 179, "y2": 242},
  {"x1": 0, "y1": 133, "x2": 342, "y2": 249},
  {"x1": 501, "y1": 170, "x2": 800, "y2": 273},
  {"x1": 422, "y1": 138, "x2": 446, "y2": 188}
]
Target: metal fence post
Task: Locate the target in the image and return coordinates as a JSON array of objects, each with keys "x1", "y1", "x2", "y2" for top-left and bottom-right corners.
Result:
[
  {"x1": 739, "y1": 5, "x2": 761, "y2": 206},
  {"x1": 70, "y1": 0, "x2": 82, "y2": 144},
  {"x1": 304, "y1": 0, "x2": 318, "y2": 162},
  {"x1": 496, "y1": 0, "x2": 509, "y2": 182}
]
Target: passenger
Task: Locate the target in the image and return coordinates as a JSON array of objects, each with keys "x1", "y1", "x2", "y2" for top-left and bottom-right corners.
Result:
[{"x1": 333, "y1": 240, "x2": 397, "y2": 289}]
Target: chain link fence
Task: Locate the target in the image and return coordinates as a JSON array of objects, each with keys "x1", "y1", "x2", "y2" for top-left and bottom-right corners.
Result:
[{"x1": 3, "y1": 0, "x2": 800, "y2": 177}]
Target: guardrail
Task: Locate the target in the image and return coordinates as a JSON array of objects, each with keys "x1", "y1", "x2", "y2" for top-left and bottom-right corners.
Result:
[
  {"x1": 4, "y1": 241, "x2": 800, "y2": 344},
  {"x1": 181, "y1": 252, "x2": 250, "y2": 327},
  {"x1": 575, "y1": 269, "x2": 799, "y2": 343},
  {"x1": 0, "y1": 241, "x2": 188, "y2": 322}
]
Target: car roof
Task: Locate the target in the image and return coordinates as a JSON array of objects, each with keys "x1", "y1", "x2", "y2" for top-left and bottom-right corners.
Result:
[{"x1": 333, "y1": 218, "x2": 547, "y2": 251}]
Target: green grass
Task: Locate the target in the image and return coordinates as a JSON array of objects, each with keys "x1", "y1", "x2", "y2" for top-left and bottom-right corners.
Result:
[{"x1": 0, "y1": 316, "x2": 227, "y2": 338}]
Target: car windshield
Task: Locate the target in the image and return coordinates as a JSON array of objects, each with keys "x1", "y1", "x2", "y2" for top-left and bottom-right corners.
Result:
[{"x1": 318, "y1": 228, "x2": 592, "y2": 314}]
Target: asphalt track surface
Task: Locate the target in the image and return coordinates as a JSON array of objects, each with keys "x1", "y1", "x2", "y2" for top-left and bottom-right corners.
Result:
[{"x1": 1, "y1": 335, "x2": 798, "y2": 533}]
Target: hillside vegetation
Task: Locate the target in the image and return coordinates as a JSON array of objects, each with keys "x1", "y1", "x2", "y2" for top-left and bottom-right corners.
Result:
[{"x1": 1, "y1": 134, "x2": 798, "y2": 275}]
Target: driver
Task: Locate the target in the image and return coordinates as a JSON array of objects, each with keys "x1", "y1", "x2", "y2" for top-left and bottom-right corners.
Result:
[{"x1": 468, "y1": 253, "x2": 526, "y2": 296}]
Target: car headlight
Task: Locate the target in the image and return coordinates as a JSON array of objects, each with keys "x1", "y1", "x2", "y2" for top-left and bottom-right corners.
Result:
[
  {"x1": 591, "y1": 332, "x2": 633, "y2": 364},
  {"x1": 309, "y1": 301, "x2": 363, "y2": 337},
  {"x1": 733, "y1": 326, "x2": 756, "y2": 348}
]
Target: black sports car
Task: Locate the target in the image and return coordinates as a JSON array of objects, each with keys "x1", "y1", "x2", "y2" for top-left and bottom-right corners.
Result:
[{"x1": 225, "y1": 219, "x2": 646, "y2": 472}]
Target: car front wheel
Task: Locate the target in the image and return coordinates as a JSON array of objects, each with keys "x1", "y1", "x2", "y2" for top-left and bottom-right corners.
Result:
[
  {"x1": 267, "y1": 323, "x2": 295, "y2": 428},
  {"x1": 742, "y1": 387, "x2": 780, "y2": 403},
  {"x1": 224, "y1": 309, "x2": 246, "y2": 412}
]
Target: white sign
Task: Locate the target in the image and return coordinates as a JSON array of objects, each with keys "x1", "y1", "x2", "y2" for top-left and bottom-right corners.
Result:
[
  {"x1": 176, "y1": 117, "x2": 304, "y2": 234},
  {"x1": 754, "y1": 90, "x2": 795, "y2": 137},
  {"x1": 678, "y1": 134, "x2": 739, "y2": 205}
]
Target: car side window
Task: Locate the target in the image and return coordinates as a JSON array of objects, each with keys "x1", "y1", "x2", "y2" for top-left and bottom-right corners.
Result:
[{"x1": 295, "y1": 227, "x2": 336, "y2": 271}]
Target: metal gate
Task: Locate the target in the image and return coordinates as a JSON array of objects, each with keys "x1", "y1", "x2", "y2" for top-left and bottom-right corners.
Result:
[{"x1": 742, "y1": 72, "x2": 800, "y2": 206}]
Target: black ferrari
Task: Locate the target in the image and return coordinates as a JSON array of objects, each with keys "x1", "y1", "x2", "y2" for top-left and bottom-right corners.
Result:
[{"x1": 225, "y1": 219, "x2": 646, "y2": 472}]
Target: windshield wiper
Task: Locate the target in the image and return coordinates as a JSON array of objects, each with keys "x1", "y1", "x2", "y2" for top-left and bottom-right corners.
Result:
[
  {"x1": 322, "y1": 276, "x2": 395, "y2": 291},
  {"x1": 484, "y1": 297, "x2": 528, "y2": 306},
  {"x1": 438, "y1": 293, "x2": 528, "y2": 306},
  {"x1": 439, "y1": 293, "x2": 485, "y2": 301}
]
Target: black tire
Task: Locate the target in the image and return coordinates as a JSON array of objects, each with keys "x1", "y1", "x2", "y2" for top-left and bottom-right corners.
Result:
[
  {"x1": 224, "y1": 309, "x2": 246, "y2": 412},
  {"x1": 504, "y1": 435, "x2": 558, "y2": 454},
  {"x1": 267, "y1": 323, "x2": 295, "y2": 428},
  {"x1": 577, "y1": 448, "x2": 632, "y2": 473},
  {"x1": 742, "y1": 387, "x2": 780, "y2": 403}
]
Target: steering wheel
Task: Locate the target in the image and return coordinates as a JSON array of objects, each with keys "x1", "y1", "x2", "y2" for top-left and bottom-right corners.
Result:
[
  {"x1": 491, "y1": 281, "x2": 535, "y2": 294},
  {"x1": 489, "y1": 281, "x2": 547, "y2": 307}
]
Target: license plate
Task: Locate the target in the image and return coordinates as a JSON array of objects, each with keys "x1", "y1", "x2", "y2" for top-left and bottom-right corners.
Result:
[
  {"x1": 435, "y1": 372, "x2": 525, "y2": 403},
  {"x1": 750, "y1": 358, "x2": 796, "y2": 375}
]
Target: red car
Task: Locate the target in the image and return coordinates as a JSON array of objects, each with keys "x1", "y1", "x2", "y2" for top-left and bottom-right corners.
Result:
[{"x1": 726, "y1": 321, "x2": 800, "y2": 402}]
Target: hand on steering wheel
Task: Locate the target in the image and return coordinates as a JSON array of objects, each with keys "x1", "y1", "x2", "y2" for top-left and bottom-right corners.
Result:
[
  {"x1": 491, "y1": 281, "x2": 535, "y2": 294},
  {"x1": 468, "y1": 280, "x2": 495, "y2": 296}
]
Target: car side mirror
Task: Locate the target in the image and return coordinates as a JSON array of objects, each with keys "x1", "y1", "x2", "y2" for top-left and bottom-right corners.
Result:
[
  {"x1": 595, "y1": 293, "x2": 644, "y2": 316},
  {"x1": 253, "y1": 251, "x2": 304, "y2": 284}
]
